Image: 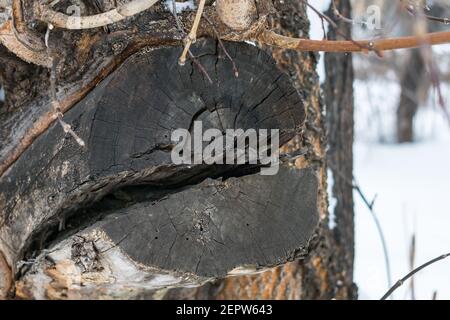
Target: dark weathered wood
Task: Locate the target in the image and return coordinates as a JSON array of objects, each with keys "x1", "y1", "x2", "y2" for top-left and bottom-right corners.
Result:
[
  {"x1": 0, "y1": 39, "x2": 316, "y2": 298},
  {"x1": 0, "y1": 0, "x2": 357, "y2": 300},
  {"x1": 100, "y1": 167, "x2": 318, "y2": 278},
  {"x1": 163, "y1": 0, "x2": 357, "y2": 301},
  {"x1": 0, "y1": 2, "x2": 262, "y2": 179},
  {"x1": 15, "y1": 166, "x2": 318, "y2": 299}
]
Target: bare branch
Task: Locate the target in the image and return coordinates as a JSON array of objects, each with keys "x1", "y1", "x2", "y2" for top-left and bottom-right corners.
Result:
[
  {"x1": 179, "y1": 0, "x2": 206, "y2": 65},
  {"x1": 203, "y1": 13, "x2": 239, "y2": 77},
  {"x1": 46, "y1": 24, "x2": 86, "y2": 147},
  {"x1": 256, "y1": 29, "x2": 450, "y2": 53},
  {"x1": 0, "y1": 21, "x2": 49, "y2": 67},
  {"x1": 328, "y1": 162, "x2": 393, "y2": 291},
  {"x1": 37, "y1": 0, "x2": 159, "y2": 30},
  {"x1": 381, "y1": 252, "x2": 450, "y2": 300},
  {"x1": 170, "y1": 0, "x2": 213, "y2": 83}
]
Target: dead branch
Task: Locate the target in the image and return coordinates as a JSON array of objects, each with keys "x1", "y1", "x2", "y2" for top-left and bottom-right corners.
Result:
[
  {"x1": 0, "y1": 21, "x2": 50, "y2": 67},
  {"x1": 179, "y1": 0, "x2": 206, "y2": 65},
  {"x1": 46, "y1": 25, "x2": 85, "y2": 147},
  {"x1": 34, "y1": 0, "x2": 450, "y2": 54},
  {"x1": 381, "y1": 252, "x2": 450, "y2": 300},
  {"x1": 170, "y1": 0, "x2": 213, "y2": 82},
  {"x1": 36, "y1": 0, "x2": 159, "y2": 30},
  {"x1": 328, "y1": 162, "x2": 393, "y2": 291},
  {"x1": 203, "y1": 13, "x2": 239, "y2": 77},
  {"x1": 2, "y1": 0, "x2": 450, "y2": 69},
  {"x1": 256, "y1": 29, "x2": 450, "y2": 53}
]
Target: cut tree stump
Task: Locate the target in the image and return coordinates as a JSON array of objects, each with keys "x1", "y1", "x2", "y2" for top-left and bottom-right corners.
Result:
[{"x1": 0, "y1": 39, "x2": 318, "y2": 299}]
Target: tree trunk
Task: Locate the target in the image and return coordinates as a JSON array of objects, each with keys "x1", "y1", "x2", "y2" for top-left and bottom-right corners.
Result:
[
  {"x1": 396, "y1": 48, "x2": 424, "y2": 143},
  {"x1": 0, "y1": 0, "x2": 356, "y2": 300},
  {"x1": 324, "y1": 0, "x2": 356, "y2": 296}
]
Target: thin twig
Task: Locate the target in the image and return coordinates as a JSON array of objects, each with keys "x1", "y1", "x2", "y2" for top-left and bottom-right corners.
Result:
[
  {"x1": 190, "y1": 57, "x2": 213, "y2": 83},
  {"x1": 412, "y1": 5, "x2": 450, "y2": 125},
  {"x1": 301, "y1": 0, "x2": 380, "y2": 55},
  {"x1": 46, "y1": 24, "x2": 85, "y2": 147},
  {"x1": 38, "y1": 0, "x2": 160, "y2": 29},
  {"x1": 32, "y1": 0, "x2": 450, "y2": 55},
  {"x1": 170, "y1": 0, "x2": 212, "y2": 83},
  {"x1": 405, "y1": 4, "x2": 450, "y2": 25},
  {"x1": 179, "y1": 0, "x2": 206, "y2": 65},
  {"x1": 202, "y1": 14, "x2": 239, "y2": 77},
  {"x1": 328, "y1": 162, "x2": 393, "y2": 291},
  {"x1": 381, "y1": 252, "x2": 450, "y2": 300}
]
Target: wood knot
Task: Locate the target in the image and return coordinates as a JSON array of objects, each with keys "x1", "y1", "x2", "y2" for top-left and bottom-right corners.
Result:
[{"x1": 216, "y1": 0, "x2": 258, "y2": 31}]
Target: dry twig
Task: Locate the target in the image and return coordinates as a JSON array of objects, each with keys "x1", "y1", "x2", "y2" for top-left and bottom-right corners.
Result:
[
  {"x1": 381, "y1": 252, "x2": 450, "y2": 300},
  {"x1": 179, "y1": 0, "x2": 206, "y2": 65},
  {"x1": 45, "y1": 24, "x2": 85, "y2": 147},
  {"x1": 328, "y1": 162, "x2": 393, "y2": 291},
  {"x1": 37, "y1": 0, "x2": 159, "y2": 29},
  {"x1": 170, "y1": 0, "x2": 212, "y2": 83}
]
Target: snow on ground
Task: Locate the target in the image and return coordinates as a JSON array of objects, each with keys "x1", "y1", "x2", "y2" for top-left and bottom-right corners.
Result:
[
  {"x1": 354, "y1": 79, "x2": 450, "y2": 300},
  {"x1": 308, "y1": 3, "x2": 450, "y2": 300}
]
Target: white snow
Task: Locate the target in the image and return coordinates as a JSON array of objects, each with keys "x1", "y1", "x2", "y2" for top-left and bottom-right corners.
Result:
[
  {"x1": 307, "y1": 2, "x2": 450, "y2": 300},
  {"x1": 354, "y1": 78, "x2": 450, "y2": 300},
  {"x1": 163, "y1": 0, "x2": 196, "y2": 14}
]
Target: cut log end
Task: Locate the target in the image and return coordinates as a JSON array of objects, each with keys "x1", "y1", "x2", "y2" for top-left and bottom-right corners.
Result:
[{"x1": 15, "y1": 166, "x2": 318, "y2": 299}]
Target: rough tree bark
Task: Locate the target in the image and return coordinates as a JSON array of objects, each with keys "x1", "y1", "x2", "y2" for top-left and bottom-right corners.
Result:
[
  {"x1": 0, "y1": 0, "x2": 356, "y2": 300},
  {"x1": 324, "y1": 0, "x2": 356, "y2": 297}
]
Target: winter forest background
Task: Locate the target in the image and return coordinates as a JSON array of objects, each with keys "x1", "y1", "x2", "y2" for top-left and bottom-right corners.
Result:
[{"x1": 309, "y1": 0, "x2": 450, "y2": 299}]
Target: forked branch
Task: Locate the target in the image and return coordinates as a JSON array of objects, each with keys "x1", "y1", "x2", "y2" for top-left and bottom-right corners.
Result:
[{"x1": 178, "y1": 0, "x2": 206, "y2": 65}]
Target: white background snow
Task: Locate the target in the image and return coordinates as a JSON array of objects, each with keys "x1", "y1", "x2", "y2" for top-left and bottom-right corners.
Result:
[{"x1": 308, "y1": 0, "x2": 450, "y2": 300}]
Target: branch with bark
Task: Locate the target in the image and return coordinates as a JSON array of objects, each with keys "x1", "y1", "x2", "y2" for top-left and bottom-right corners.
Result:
[
  {"x1": 35, "y1": 0, "x2": 450, "y2": 52},
  {"x1": 2, "y1": 0, "x2": 450, "y2": 69},
  {"x1": 36, "y1": 0, "x2": 160, "y2": 30}
]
